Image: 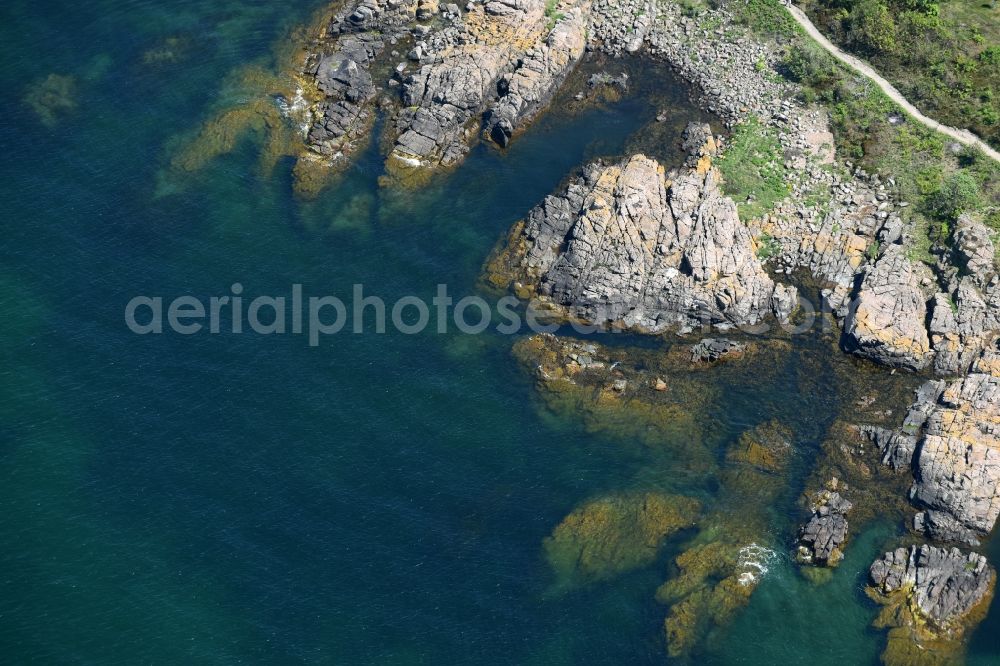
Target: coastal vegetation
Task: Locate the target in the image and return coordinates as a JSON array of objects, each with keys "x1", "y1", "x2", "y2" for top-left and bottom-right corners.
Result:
[
  {"x1": 715, "y1": 116, "x2": 790, "y2": 220},
  {"x1": 799, "y1": 0, "x2": 1000, "y2": 151},
  {"x1": 724, "y1": 0, "x2": 1000, "y2": 264},
  {"x1": 656, "y1": 0, "x2": 1000, "y2": 263}
]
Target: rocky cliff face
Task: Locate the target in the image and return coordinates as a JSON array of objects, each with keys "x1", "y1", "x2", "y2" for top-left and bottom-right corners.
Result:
[
  {"x1": 298, "y1": 0, "x2": 593, "y2": 187},
  {"x1": 386, "y1": 0, "x2": 547, "y2": 179},
  {"x1": 910, "y1": 370, "x2": 1000, "y2": 546},
  {"x1": 484, "y1": 124, "x2": 796, "y2": 332},
  {"x1": 929, "y1": 215, "x2": 1000, "y2": 375},
  {"x1": 483, "y1": 5, "x2": 589, "y2": 147},
  {"x1": 857, "y1": 345, "x2": 1000, "y2": 547},
  {"x1": 842, "y1": 244, "x2": 934, "y2": 371}
]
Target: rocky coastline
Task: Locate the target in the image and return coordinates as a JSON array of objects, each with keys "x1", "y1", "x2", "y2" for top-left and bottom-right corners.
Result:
[{"x1": 174, "y1": 0, "x2": 1000, "y2": 659}]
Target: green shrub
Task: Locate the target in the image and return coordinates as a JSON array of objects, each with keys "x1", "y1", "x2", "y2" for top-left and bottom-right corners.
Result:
[
  {"x1": 755, "y1": 233, "x2": 782, "y2": 259},
  {"x1": 848, "y1": 0, "x2": 899, "y2": 55},
  {"x1": 981, "y1": 46, "x2": 1000, "y2": 67},
  {"x1": 928, "y1": 171, "x2": 984, "y2": 221}
]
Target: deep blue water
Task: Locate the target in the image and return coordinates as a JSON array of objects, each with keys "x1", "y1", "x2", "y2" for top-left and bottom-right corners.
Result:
[{"x1": 2, "y1": 1, "x2": 999, "y2": 663}]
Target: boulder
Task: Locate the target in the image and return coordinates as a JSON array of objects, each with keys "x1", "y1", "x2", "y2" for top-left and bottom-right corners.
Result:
[
  {"x1": 691, "y1": 338, "x2": 745, "y2": 364},
  {"x1": 869, "y1": 545, "x2": 993, "y2": 631},
  {"x1": 843, "y1": 244, "x2": 933, "y2": 370},
  {"x1": 483, "y1": 125, "x2": 795, "y2": 333},
  {"x1": 954, "y1": 214, "x2": 996, "y2": 287},
  {"x1": 797, "y1": 490, "x2": 852, "y2": 566}
]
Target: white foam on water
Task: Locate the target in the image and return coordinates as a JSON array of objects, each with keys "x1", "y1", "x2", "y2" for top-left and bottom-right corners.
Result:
[
  {"x1": 737, "y1": 543, "x2": 777, "y2": 587},
  {"x1": 274, "y1": 88, "x2": 312, "y2": 137}
]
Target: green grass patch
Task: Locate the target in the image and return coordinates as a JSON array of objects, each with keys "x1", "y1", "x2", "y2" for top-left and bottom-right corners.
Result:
[
  {"x1": 716, "y1": 117, "x2": 790, "y2": 221},
  {"x1": 731, "y1": 0, "x2": 798, "y2": 38},
  {"x1": 755, "y1": 233, "x2": 782, "y2": 260}
]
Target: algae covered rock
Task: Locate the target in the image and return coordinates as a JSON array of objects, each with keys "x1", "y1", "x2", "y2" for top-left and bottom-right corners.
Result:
[
  {"x1": 719, "y1": 420, "x2": 793, "y2": 502},
  {"x1": 868, "y1": 544, "x2": 996, "y2": 666},
  {"x1": 655, "y1": 421, "x2": 790, "y2": 658},
  {"x1": 544, "y1": 492, "x2": 701, "y2": 587},
  {"x1": 724, "y1": 419, "x2": 792, "y2": 475},
  {"x1": 167, "y1": 62, "x2": 308, "y2": 185},
  {"x1": 656, "y1": 530, "x2": 776, "y2": 658},
  {"x1": 512, "y1": 333, "x2": 721, "y2": 471}
]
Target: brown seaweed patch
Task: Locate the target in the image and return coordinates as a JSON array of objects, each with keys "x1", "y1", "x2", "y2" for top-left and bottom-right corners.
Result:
[
  {"x1": 512, "y1": 334, "x2": 719, "y2": 471},
  {"x1": 164, "y1": 1, "x2": 337, "y2": 194},
  {"x1": 544, "y1": 492, "x2": 701, "y2": 588},
  {"x1": 802, "y1": 421, "x2": 912, "y2": 530},
  {"x1": 23, "y1": 74, "x2": 78, "y2": 127},
  {"x1": 171, "y1": 99, "x2": 298, "y2": 175},
  {"x1": 718, "y1": 420, "x2": 794, "y2": 505},
  {"x1": 480, "y1": 219, "x2": 534, "y2": 296},
  {"x1": 329, "y1": 192, "x2": 375, "y2": 233},
  {"x1": 655, "y1": 421, "x2": 791, "y2": 657},
  {"x1": 292, "y1": 153, "x2": 342, "y2": 199},
  {"x1": 724, "y1": 419, "x2": 792, "y2": 475},
  {"x1": 169, "y1": 64, "x2": 304, "y2": 178},
  {"x1": 656, "y1": 526, "x2": 774, "y2": 658}
]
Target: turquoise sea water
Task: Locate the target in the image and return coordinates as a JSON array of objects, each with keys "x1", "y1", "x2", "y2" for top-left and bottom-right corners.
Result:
[{"x1": 2, "y1": 1, "x2": 999, "y2": 663}]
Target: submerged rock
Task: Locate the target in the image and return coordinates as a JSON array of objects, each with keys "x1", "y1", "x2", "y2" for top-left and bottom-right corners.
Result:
[
  {"x1": 141, "y1": 35, "x2": 195, "y2": 66},
  {"x1": 544, "y1": 492, "x2": 700, "y2": 586},
  {"x1": 657, "y1": 421, "x2": 791, "y2": 657},
  {"x1": 23, "y1": 73, "x2": 78, "y2": 127},
  {"x1": 723, "y1": 420, "x2": 792, "y2": 479},
  {"x1": 511, "y1": 333, "x2": 723, "y2": 471},
  {"x1": 868, "y1": 545, "x2": 995, "y2": 665},
  {"x1": 690, "y1": 338, "x2": 745, "y2": 364},
  {"x1": 657, "y1": 536, "x2": 775, "y2": 657}
]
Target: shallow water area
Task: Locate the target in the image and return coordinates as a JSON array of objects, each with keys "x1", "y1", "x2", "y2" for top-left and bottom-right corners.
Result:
[{"x1": 2, "y1": 0, "x2": 1000, "y2": 664}]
